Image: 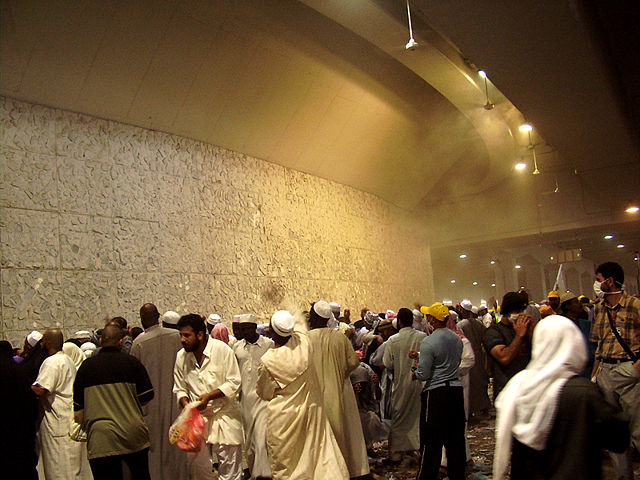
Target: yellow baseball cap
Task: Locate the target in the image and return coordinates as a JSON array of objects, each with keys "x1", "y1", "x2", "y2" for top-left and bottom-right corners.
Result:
[
  {"x1": 547, "y1": 290, "x2": 560, "y2": 298},
  {"x1": 420, "y1": 302, "x2": 450, "y2": 322}
]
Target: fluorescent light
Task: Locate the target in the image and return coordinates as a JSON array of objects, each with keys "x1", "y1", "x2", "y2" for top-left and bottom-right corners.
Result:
[
  {"x1": 515, "y1": 162, "x2": 527, "y2": 170},
  {"x1": 625, "y1": 206, "x2": 639, "y2": 213},
  {"x1": 519, "y1": 123, "x2": 533, "y2": 132},
  {"x1": 459, "y1": 254, "x2": 467, "y2": 259},
  {"x1": 478, "y1": 70, "x2": 487, "y2": 78},
  {"x1": 617, "y1": 244, "x2": 625, "y2": 249},
  {"x1": 604, "y1": 235, "x2": 614, "y2": 240},
  {"x1": 515, "y1": 264, "x2": 522, "y2": 269},
  {"x1": 450, "y1": 279, "x2": 456, "y2": 284}
]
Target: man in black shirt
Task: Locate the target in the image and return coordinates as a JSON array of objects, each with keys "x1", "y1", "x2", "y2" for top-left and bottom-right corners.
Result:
[{"x1": 482, "y1": 292, "x2": 532, "y2": 399}]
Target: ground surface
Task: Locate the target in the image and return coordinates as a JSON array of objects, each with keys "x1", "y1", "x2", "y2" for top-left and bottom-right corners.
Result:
[{"x1": 368, "y1": 410, "x2": 640, "y2": 479}]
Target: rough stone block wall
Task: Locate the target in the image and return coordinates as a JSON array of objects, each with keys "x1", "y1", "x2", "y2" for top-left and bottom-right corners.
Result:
[{"x1": 1, "y1": 97, "x2": 433, "y2": 345}]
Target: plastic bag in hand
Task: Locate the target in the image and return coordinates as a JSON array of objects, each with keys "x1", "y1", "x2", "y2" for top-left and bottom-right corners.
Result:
[{"x1": 168, "y1": 401, "x2": 205, "y2": 452}]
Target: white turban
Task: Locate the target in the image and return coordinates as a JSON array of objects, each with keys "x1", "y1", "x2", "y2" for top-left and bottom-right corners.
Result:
[{"x1": 206, "y1": 314, "x2": 221, "y2": 326}]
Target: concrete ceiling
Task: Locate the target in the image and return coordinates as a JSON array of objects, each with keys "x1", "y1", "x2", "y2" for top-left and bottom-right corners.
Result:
[{"x1": 1, "y1": 0, "x2": 638, "y2": 276}]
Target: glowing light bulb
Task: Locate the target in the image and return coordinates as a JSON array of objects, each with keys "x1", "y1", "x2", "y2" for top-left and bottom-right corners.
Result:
[
  {"x1": 519, "y1": 123, "x2": 533, "y2": 132},
  {"x1": 625, "y1": 206, "x2": 639, "y2": 213},
  {"x1": 459, "y1": 254, "x2": 467, "y2": 259},
  {"x1": 515, "y1": 265, "x2": 522, "y2": 269},
  {"x1": 478, "y1": 70, "x2": 487, "y2": 78},
  {"x1": 450, "y1": 280, "x2": 456, "y2": 284},
  {"x1": 515, "y1": 162, "x2": 527, "y2": 170},
  {"x1": 604, "y1": 235, "x2": 614, "y2": 240}
]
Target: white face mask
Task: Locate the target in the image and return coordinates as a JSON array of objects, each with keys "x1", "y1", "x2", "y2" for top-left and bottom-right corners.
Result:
[
  {"x1": 593, "y1": 280, "x2": 605, "y2": 299},
  {"x1": 594, "y1": 279, "x2": 623, "y2": 298}
]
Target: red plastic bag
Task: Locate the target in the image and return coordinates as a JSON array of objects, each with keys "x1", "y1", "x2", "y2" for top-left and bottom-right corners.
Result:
[{"x1": 168, "y1": 401, "x2": 205, "y2": 452}]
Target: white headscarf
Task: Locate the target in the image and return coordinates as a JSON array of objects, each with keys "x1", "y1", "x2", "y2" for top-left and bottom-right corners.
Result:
[
  {"x1": 63, "y1": 342, "x2": 85, "y2": 370},
  {"x1": 493, "y1": 315, "x2": 587, "y2": 479}
]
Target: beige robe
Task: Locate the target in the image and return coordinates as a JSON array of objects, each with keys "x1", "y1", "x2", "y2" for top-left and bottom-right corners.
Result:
[
  {"x1": 130, "y1": 325, "x2": 188, "y2": 480},
  {"x1": 308, "y1": 328, "x2": 370, "y2": 477},
  {"x1": 257, "y1": 332, "x2": 349, "y2": 480},
  {"x1": 382, "y1": 327, "x2": 427, "y2": 452}
]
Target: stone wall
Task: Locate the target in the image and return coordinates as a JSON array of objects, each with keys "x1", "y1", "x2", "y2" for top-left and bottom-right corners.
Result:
[{"x1": 0, "y1": 97, "x2": 433, "y2": 345}]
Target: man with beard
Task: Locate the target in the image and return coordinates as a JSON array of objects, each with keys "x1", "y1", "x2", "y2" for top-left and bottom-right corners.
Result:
[{"x1": 173, "y1": 314, "x2": 243, "y2": 480}]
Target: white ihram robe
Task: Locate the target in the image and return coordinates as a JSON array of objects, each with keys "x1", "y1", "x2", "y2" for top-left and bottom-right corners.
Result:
[
  {"x1": 256, "y1": 332, "x2": 349, "y2": 480},
  {"x1": 233, "y1": 335, "x2": 274, "y2": 478}
]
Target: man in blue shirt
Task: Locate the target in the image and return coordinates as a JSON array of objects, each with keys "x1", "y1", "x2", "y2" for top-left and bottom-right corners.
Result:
[{"x1": 414, "y1": 302, "x2": 465, "y2": 480}]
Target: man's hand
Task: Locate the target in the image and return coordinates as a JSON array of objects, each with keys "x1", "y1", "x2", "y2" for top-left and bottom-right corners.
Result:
[
  {"x1": 196, "y1": 392, "x2": 212, "y2": 410},
  {"x1": 408, "y1": 349, "x2": 418, "y2": 359},
  {"x1": 513, "y1": 315, "x2": 531, "y2": 338}
]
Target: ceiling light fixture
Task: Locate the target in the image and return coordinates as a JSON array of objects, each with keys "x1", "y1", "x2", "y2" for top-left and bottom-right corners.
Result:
[
  {"x1": 479, "y1": 70, "x2": 494, "y2": 110},
  {"x1": 604, "y1": 235, "x2": 614, "y2": 240},
  {"x1": 490, "y1": 260, "x2": 496, "y2": 265},
  {"x1": 459, "y1": 254, "x2": 467, "y2": 259},
  {"x1": 450, "y1": 279, "x2": 456, "y2": 284},
  {"x1": 515, "y1": 264, "x2": 522, "y2": 269},
  {"x1": 491, "y1": 283, "x2": 496, "y2": 287},
  {"x1": 472, "y1": 281, "x2": 478, "y2": 286},
  {"x1": 617, "y1": 244, "x2": 625, "y2": 249},
  {"x1": 521, "y1": 123, "x2": 541, "y2": 174},
  {"x1": 625, "y1": 206, "x2": 639, "y2": 213},
  {"x1": 515, "y1": 162, "x2": 527, "y2": 171},
  {"x1": 405, "y1": 0, "x2": 419, "y2": 50}
]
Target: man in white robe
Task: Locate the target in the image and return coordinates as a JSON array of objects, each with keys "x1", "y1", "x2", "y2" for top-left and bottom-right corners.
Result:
[
  {"x1": 257, "y1": 310, "x2": 348, "y2": 480},
  {"x1": 173, "y1": 314, "x2": 244, "y2": 480},
  {"x1": 131, "y1": 304, "x2": 188, "y2": 480},
  {"x1": 31, "y1": 328, "x2": 76, "y2": 480},
  {"x1": 233, "y1": 314, "x2": 274, "y2": 479},
  {"x1": 382, "y1": 308, "x2": 427, "y2": 462},
  {"x1": 308, "y1": 301, "x2": 370, "y2": 478}
]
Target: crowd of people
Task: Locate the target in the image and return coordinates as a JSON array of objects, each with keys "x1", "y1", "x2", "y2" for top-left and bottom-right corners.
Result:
[{"x1": 1, "y1": 260, "x2": 639, "y2": 480}]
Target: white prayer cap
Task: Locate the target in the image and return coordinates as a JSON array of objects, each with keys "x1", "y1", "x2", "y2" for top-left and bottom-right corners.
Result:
[
  {"x1": 480, "y1": 300, "x2": 488, "y2": 308},
  {"x1": 161, "y1": 311, "x2": 180, "y2": 325},
  {"x1": 412, "y1": 309, "x2": 423, "y2": 319},
  {"x1": 26, "y1": 331, "x2": 43, "y2": 347},
  {"x1": 386, "y1": 309, "x2": 396, "y2": 318},
  {"x1": 329, "y1": 302, "x2": 341, "y2": 314},
  {"x1": 313, "y1": 301, "x2": 332, "y2": 320},
  {"x1": 232, "y1": 314, "x2": 242, "y2": 323},
  {"x1": 206, "y1": 314, "x2": 221, "y2": 326},
  {"x1": 460, "y1": 300, "x2": 473, "y2": 311},
  {"x1": 471, "y1": 306, "x2": 478, "y2": 315},
  {"x1": 271, "y1": 310, "x2": 295, "y2": 337},
  {"x1": 73, "y1": 330, "x2": 91, "y2": 339},
  {"x1": 238, "y1": 314, "x2": 257, "y2": 324},
  {"x1": 81, "y1": 342, "x2": 97, "y2": 357}
]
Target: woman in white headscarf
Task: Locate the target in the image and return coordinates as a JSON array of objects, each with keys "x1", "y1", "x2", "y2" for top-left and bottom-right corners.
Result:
[{"x1": 493, "y1": 315, "x2": 628, "y2": 480}]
